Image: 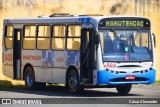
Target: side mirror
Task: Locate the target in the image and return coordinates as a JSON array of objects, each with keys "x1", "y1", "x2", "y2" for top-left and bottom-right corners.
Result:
[
  {"x1": 94, "y1": 32, "x2": 100, "y2": 44},
  {"x1": 152, "y1": 33, "x2": 156, "y2": 47}
]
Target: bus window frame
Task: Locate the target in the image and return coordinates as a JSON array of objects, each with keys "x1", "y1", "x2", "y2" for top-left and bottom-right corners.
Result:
[
  {"x1": 4, "y1": 25, "x2": 13, "y2": 49},
  {"x1": 23, "y1": 25, "x2": 37, "y2": 50},
  {"x1": 36, "y1": 24, "x2": 51, "y2": 50},
  {"x1": 66, "y1": 24, "x2": 82, "y2": 51},
  {"x1": 51, "y1": 24, "x2": 66, "y2": 51}
]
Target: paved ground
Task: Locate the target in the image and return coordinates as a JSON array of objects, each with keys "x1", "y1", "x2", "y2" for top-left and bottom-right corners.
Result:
[
  {"x1": 0, "y1": 84, "x2": 159, "y2": 107},
  {"x1": 0, "y1": 84, "x2": 160, "y2": 98}
]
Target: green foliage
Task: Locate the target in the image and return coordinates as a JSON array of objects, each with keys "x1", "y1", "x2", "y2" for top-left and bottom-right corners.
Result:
[
  {"x1": 0, "y1": 80, "x2": 25, "y2": 89},
  {"x1": 156, "y1": 80, "x2": 160, "y2": 85},
  {"x1": 0, "y1": 80, "x2": 13, "y2": 89}
]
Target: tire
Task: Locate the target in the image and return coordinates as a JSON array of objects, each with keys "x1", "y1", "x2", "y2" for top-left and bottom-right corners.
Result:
[
  {"x1": 67, "y1": 69, "x2": 84, "y2": 94},
  {"x1": 116, "y1": 84, "x2": 132, "y2": 94},
  {"x1": 24, "y1": 67, "x2": 46, "y2": 90},
  {"x1": 25, "y1": 67, "x2": 36, "y2": 89}
]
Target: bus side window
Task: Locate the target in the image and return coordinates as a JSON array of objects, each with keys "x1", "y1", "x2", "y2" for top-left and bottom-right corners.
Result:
[
  {"x1": 5, "y1": 26, "x2": 13, "y2": 49},
  {"x1": 37, "y1": 25, "x2": 50, "y2": 50},
  {"x1": 67, "y1": 25, "x2": 81, "y2": 50},
  {"x1": 52, "y1": 25, "x2": 66, "y2": 50},
  {"x1": 23, "y1": 26, "x2": 36, "y2": 49}
]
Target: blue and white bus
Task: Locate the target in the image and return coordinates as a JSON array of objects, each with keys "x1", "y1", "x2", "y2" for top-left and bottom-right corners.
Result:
[{"x1": 2, "y1": 14, "x2": 156, "y2": 94}]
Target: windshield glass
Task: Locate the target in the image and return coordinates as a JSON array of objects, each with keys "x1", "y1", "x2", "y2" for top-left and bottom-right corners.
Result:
[{"x1": 99, "y1": 30, "x2": 153, "y2": 62}]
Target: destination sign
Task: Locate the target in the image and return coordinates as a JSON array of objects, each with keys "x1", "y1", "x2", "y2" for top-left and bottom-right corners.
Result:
[
  {"x1": 106, "y1": 20, "x2": 143, "y2": 27},
  {"x1": 98, "y1": 18, "x2": 150, "y2": 28}
]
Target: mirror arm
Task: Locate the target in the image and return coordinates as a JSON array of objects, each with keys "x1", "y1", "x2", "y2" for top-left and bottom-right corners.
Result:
[{"x1": 152, "y1": 33, "x2": 156, "y2": 47}]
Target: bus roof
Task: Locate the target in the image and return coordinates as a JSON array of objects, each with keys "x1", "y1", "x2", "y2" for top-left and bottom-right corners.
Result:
[{"x1": 4, "y1": 15, "x2": 149, "y2": 28}]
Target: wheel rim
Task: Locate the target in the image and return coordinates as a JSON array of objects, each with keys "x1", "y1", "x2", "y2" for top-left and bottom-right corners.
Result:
[
  {"x1": 26, "y1": 71, "x2": 33, "y2": 87},
  {"x1": 68, "y1": 74, "x2": 78, "y2": 92}
]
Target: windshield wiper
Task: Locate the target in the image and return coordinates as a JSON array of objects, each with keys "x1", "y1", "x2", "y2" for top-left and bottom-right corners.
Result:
[{"x1": 110, "y1": 29, "x2": 118, "y2": 37}]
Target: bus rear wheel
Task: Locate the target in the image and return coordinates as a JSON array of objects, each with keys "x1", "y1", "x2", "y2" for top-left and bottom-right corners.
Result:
[
  {"x1": 116, "y1": 84, "x2": 132, "y2": 94},
  {"x1": 24, "y1": 67, "x2": 45, "y2": 90},
  {"x1": 67, "y1": 70, "x2": 84, "y2": 94},
  {"x1": 25, "y1": 67, "x2": 36, "y2": 89}
]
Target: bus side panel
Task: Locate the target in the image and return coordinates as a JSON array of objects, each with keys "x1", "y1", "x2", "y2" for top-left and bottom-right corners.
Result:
[
  {"x1": 22, "y1": 49, "x2": 80, "y2": 84},
  {"x1": 34, "y1": 67, "x2": 53, "y2": 83},
  {"x1": 35, "y1": 50, "x2": 53, "y2": 83},
  {"x1": 52, "y1": 51, "x2": 67, "y2": 84},
  {"x1": 35, "y1": 50, "x2": 66, "y2": 84},
  {"x1": 4, "y1": 65, "x2": 14, "y2": 79},
  {"x1": 21, "y1": 50, "x2": 36, "y2": 66},
  {"x1": 3, "y1": 49, "x2": 14, "y2": 79},
  {"x1": 52, "y1": 68, "x2": 66, "y2": 84},
  {"x1": 34, "y1": 67, "x2": 66, "y2": 84},
  {"x1": 65, "y1": 51, "x2": 80, "y2": 69},
  {"x1": 21, "y1": 50, "x2": 36, "y2": 79}
]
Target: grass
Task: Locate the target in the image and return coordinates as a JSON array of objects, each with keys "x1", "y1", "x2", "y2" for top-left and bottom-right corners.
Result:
[
  {"x1": 0, "y1": 84, "x2": 13, "y2": 89},
  {"x1": 0, "y1": 80, "x2": 25, "y2": 89},
  {"x1": 46, "y1": 83, "x2": 65, "y2": 87},
  {"x1": 0, "y1": 80, "x2": 13, "y2": 88},
  {"x1": 155, "y1": 80, "x2": 160, "y2": 85}
]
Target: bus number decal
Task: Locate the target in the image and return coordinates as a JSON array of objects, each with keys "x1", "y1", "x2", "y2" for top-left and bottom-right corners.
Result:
[
  {"x1": 4, "y1": 53, "x2": 13, "y2": 61},
  {"x1": 106, "y1": 63, "x2": 117, "y2": 68}
]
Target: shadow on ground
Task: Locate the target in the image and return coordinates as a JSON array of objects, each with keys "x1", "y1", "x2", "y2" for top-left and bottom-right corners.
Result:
[{"x1": 0, "y1": 85, "x2": 142, "y2": 97}]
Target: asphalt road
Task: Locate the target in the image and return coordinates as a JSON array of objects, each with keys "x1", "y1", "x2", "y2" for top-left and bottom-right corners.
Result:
[
  {"x1": 0, "y1": 84, "x2": 160, "y2": 107},
  {"x1": 0, "y1": 84, "x2": 160, "y2": 98}
]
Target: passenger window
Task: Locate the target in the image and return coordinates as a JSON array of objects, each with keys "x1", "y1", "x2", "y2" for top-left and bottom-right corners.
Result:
[
  {"x1": 52, "y1": 25, "x2": 66, "y2": 50},
  {"x1": 38, "y1": 26, "x2": 50, "y2": 37},
  {"x1": 52, "y1": 38, "x2": 65, "y2": 50},
  {"x1": 67, "y1": 25, "x2": 81, "y2": 50},
  {"x1": 53, "y1": 26, "x2": 65, "y2": 37},
  {"x1": 5, "y1": 26, "x2": 13, "y2": 49},
  {"x1": 23, "y1": 26, "x2": 36, "y2": 49},
  {"x1": 67, "y1": 38, "x2": 80, "y2": 50},
  {"x1": 68, "y1": 25, "x2": 81, "y2": 37},
  {"x1": 37, "y1": 25, "x2": 51, "y2": 50},
  {"x1": 25, "y1": 26, "x2": 36, "y2": 37}
]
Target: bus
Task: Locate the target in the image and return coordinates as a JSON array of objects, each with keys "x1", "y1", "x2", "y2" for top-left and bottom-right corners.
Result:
[{"x1": 2, "y1": 14, "x2": 156, "y2": 94}]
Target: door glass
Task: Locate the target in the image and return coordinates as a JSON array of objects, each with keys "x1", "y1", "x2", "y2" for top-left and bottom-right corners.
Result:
[
  {"x1": 17, "y1": 32, "x2": 20, "y2": 40},
  {"x1": 82, "y1": 31, "x2": 90, "y2": 53}
]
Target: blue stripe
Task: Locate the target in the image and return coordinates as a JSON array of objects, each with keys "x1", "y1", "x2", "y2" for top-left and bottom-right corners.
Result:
[{"x1": 79, "y1": 17, "x2": 90, "y2": 23}]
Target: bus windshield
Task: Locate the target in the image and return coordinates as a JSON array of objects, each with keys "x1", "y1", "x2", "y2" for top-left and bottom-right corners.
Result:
[{"x1": 99, "y1": 30, "x2": 153, "y2": 62}]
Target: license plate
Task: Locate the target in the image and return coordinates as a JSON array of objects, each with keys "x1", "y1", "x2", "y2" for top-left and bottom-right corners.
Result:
[{"x1": 125, "y1": 76, "x2": 135, "y2": 80}]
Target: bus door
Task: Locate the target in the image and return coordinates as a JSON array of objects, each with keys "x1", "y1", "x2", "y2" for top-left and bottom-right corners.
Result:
[
  {"x1": 80, "y1": 28, "x2": 94, "y2": 84},
  {"x1": 13, "y1": 29, "x2": 22, "y2": 79}
]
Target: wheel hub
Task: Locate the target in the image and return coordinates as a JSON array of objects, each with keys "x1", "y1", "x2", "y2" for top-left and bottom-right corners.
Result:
[
  {"x1": 69, "y1": 75, "x2": 78, "y2": 92},
  {"x1": 26, "y1": 72, "x2": 33, "y2": 87}
]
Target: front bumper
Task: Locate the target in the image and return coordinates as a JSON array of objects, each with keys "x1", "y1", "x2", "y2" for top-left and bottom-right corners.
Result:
[{"x1": 97, "y1": 68, "x2": 156, "y2": 85}]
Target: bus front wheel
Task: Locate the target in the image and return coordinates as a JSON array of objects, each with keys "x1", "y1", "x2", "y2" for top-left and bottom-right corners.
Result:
[
  {"x1": 24, "y1": 67, "x2": 45, "y2": 90},
  {"x1": 67, "y1": 70, "x2": 84, "y2": 94},
  {"x1": 116, "y1": 84, "x2": 132, "y2": 94}
]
